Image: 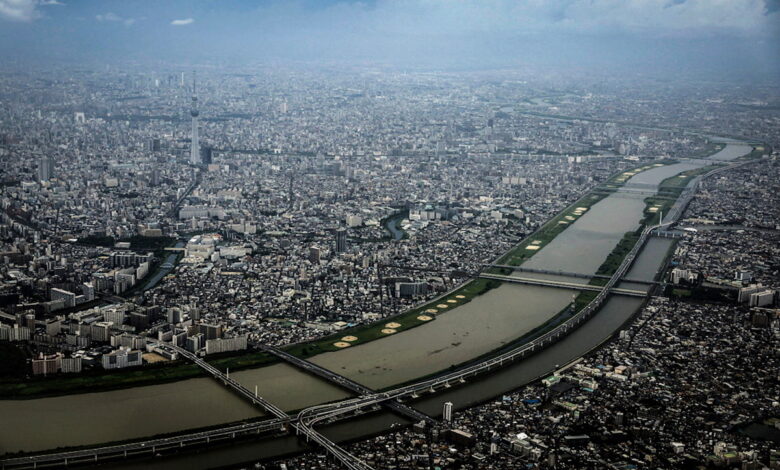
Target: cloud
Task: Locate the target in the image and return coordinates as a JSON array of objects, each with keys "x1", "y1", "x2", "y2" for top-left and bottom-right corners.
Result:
[
  {"x1": 765, "y1": 0, "x2": 780, "y2": 13},
  {"x1": 0, "y1": 0, "x2": 40, "y2": 21},
  {"x1": 170, "y1": 17, "x2": 193, "y2": 26},
  {"x1": 296, "y1": 0, "x2": 777, "y2": 38},
  {"x1": 96, "y1": 11, "x2": 135, "y2": 26}
]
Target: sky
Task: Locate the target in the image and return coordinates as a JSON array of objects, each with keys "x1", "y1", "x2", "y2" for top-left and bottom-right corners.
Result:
[{"x1": 0, "y1": 0, "x2": 778, "y2": 80}]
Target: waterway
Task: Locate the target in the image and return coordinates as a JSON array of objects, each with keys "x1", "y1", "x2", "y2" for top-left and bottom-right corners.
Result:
[
  {"x1": 0, "y1": 143, "x2": 752, "y2": 459},
  {"x1": 137, "y1": 241, "x2": 185, "y2": 292},
  {"x1": 383, "y1": 212, "x2": 406, "y2": 241}
]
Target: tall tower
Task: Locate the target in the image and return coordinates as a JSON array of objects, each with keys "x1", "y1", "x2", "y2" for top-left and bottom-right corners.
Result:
[{"x1": 190, "y1": 72, "x2": 201, "y2": 165}]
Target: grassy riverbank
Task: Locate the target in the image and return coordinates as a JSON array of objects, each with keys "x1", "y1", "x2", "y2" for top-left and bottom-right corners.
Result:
[
  {"x1": 285, "y1": 277, "x2": 501, "y2": 360},
  {"x1": 0, "y1": 362, "x2": 206, "y2": 399},
  {"x1": 493, "y1": 192, "x2": 608, "y2": 269}
]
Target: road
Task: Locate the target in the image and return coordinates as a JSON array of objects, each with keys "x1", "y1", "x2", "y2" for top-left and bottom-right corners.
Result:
[{"x1": 259, "y1": 344, "x2": 436, "y2": 425}]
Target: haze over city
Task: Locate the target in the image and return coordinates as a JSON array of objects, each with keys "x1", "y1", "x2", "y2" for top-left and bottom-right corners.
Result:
[
  {"x1": 1, "y1": 0, "x2": 779, "y2": 79},
  {"x1": 0, "y1": 1, "x2": 778, "y2": 470}
]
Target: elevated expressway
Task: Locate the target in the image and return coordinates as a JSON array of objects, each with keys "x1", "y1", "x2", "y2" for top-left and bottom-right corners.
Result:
[{"x1": 0, "y1": 156, "x2": 753, "y2": 470}]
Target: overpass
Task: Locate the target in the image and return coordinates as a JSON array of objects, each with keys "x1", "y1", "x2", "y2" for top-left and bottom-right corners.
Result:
[
  {"x1": 259, "y1": 345, "x2": 435, "y2": 425},
  {"x1": 169, "y1": 345, "x2": 373, "y2": 470},
  {"x1": 479, "y1": 273, "x2": 648, "y2": 297}
]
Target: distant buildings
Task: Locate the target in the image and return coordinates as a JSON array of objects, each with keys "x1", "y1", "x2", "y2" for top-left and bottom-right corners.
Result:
[
  {"x1": 335, "y1": 229, "x2": 348, "y2": 253},
  {"x1": 37, "y1": 155, "x2": 54, "y2": 182}
]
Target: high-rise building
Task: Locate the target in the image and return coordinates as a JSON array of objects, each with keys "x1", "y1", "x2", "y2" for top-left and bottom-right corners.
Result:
[
  {"x1": 335, "y1": 229, "x2": 348, "y2": 253},
  {"x1": 443, "y1": 401, "x2": 453, "y2": 422},
  {"x1": 200, "y1": 145, "x2": 213, "y2": 165},
  {"x1": 190, "y1": 73, "x2": 201, "y2": 165},
  {"x1": 309, "y1": 246, "x2": 321, "y2": 264},
  {"x1": 37, "y1": 155, "x2": 54, "y2": 182},
  {"x1": 150, "y1": 169, "x2": 161, "y2": 186}
]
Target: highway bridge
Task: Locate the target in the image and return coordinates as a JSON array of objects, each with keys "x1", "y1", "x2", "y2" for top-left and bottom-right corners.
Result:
[
  {"x1": 478, "y1": 273, "x2": 648, "y2": 297},
  {"x1": 169, "y1": 345, "x2": 373, "y2": 470},
  {"x1": 259, "y1": 344, "x2": 436, "y2": 425}
]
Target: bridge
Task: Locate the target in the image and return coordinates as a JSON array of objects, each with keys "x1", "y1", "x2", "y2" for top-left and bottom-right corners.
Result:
[
  {"x1": 169, "y1": 345, "x2": 373, "y2": 470},
  {"x1": 479, "y1": 273, "x2": 648, "y2": 297},
  {"x1": 481, "y1": 264, "x2": 657, "y2": 285},
  {"x1": 259, "y1": 344, "x2": 436, "y2": 425}
]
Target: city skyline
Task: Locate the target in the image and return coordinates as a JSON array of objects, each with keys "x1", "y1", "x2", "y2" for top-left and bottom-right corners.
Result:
[{"x1": 0, "y1": 2, "x2": 778, "y2": 469}]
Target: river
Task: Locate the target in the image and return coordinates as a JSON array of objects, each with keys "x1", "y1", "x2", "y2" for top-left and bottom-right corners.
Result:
[{"x1": 0, "y1": 143, "x2": 753, "y2": 459}]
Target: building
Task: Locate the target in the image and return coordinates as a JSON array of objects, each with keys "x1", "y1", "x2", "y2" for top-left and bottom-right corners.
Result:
[
  {"x1": 45, "y1": 318, "x2": 61, "y2": 336},
  {"x1": 50, "y1": 287, "x2": 76, "y2": 308},
  {"x1": 671, "y1": 267, "x2": 698, "y2": 285},
  {"x1": 335, "y1": 229, "x2": 348, "y2": 253},
  {"x1": 110, "y1": 251, "x2": 153, "y2": 268},
  {"x1": 205, "y1": 335, "x2": 248, "y2": 355},
  {"x1": 60, "y1": 357, "x2": 82, "y2": 374},
  {"x1": 190, "y1": 74, "x2": 201, "y2": 165},
  {"x1": 346, "y1": 215, "x2": 362, "y2": 227},
  {"x1": 0, "y1": 324, "x2": 31, "y2": 342},
  {"x1": 749, "y1": 290, "x2": 775, "y2": 308},
  {"x1": 396, "y1": 281, "x2": 429, "y2": 298},
  {"x1": 200, "y1": 145, "x2": 213, "y2": 165},
  {"x1": 199, "y1": 323, "x2": 223, "y2": 340},
  {"x1": 739, "y1": 285, "x2": 770, "y2": 303},
  {"x1": 186, "y1": 333, "x2": 205, "y2": 353},
  {"x1": 101, "y1": 347, "x2": 143, "y2": 369},
  {"x1": 90, "y1": 321, "x2": 113, "y2": 342},
  {"x1": 37, "y1": 155, "x2": 54, "y2": 182},
  {"x1": 443, "y1": 401, "x2": 453, "y2": 422},
  {"x1": 31, "y1": 353, "x2": 61, "y2": 376},
  {"x1": 309, "y1": 246, "x2": 321, "y2": 264}
]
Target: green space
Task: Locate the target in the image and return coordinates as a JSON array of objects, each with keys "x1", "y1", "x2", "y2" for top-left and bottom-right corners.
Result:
[
  {"x1": 596, "y1": 230, "x2": 641, "y2": 277},
  {"x1": 0, "y1": 362, "x2": 205, "y2": 399},
  {"x1": 207, "y1": 350, "x2": 277, "y2": 371},
  {"x1": 76, "y1": 235, "x2": 176, "y2": 253},
  {"x1": 658, "y1": 163, "x2": 725, "y2": 193},
  {"x1": 284, "y1": 277, "x2": 501, "y2": 360},
  {"x1": 737, "y1": 144, "x2": 771, "y2": 161},
  {"x1": 492, "y1": 159, "x2": 675, "y2": 272},
  {"x1": 0, "y1": 343, "x2": 27, "y2": 378},
  {"x1": 491, "y1": 192, "x2": 608, "y2": 270}
]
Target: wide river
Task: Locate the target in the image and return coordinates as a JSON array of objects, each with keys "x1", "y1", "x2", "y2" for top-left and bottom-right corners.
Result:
[{"x1": 0, "y1": 144, "x2": 752, "y2": 458}]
